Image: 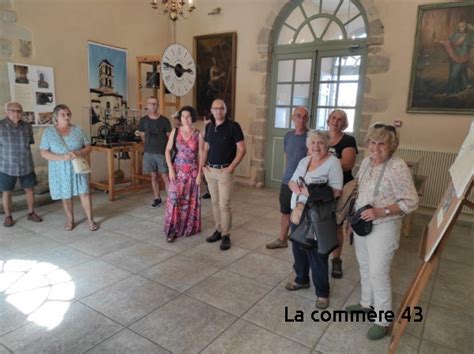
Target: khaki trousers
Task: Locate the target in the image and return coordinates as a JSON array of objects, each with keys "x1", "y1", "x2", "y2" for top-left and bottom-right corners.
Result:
[{"x1": 204, "y1": 167, "x2": 234, "y2": 235}]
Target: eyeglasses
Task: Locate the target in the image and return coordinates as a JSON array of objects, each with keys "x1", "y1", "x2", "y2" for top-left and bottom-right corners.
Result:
[
  {"x1": 374, "y1": 123, "x2": 396, "y2": 132},
  {"x1": 211, "y1": 107, "x2": 225, "y2": 112},
  {"x1": 7, "y1": 109, "x2": 22, "y2": 113}
]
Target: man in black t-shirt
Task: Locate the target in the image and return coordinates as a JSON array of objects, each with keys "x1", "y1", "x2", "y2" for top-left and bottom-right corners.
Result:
[
  {"x1": 201, "y1": 99, "x2": 246, "y2": 251},
  {"x1": 138, "y1": 96, "x2": 171, "y2": 208}
]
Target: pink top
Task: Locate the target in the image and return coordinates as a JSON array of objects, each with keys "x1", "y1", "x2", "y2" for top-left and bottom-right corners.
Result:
[{"x1": 355, "y1": 156, "x2": 419, "y2": 225}]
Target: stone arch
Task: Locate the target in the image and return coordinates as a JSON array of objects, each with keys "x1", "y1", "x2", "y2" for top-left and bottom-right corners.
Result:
[{"x1": 249, "y1": 0, "x2": 388, "y2": 187}]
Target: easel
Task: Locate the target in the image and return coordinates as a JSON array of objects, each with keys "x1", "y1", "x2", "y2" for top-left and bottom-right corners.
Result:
[{"x1": 388, "y1": 178, "x2": 473, "y2": 353}]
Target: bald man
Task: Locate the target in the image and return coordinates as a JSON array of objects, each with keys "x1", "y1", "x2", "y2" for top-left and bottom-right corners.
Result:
[
  {"x1": 201, "y1": 99, "x2": 246, "y2": 251},
  {"x1": 266, "y1": 106, "x2": 309, "y2": 249}
]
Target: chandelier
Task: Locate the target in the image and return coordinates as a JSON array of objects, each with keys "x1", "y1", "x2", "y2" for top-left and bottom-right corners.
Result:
[{"x1": 150, "y1": 0, "x2": 196, "y2": 22}]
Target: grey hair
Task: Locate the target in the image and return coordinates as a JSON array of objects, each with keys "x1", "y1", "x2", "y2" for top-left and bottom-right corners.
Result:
[
  {"x1": 4, "y1": 101, "x2": 23, "y2": 112},
  {"x1": 327, "y1": 109, "x2": 349, "y2": 131},
  {"x1": 306, "y1": 129, "x2": 331, "y2": 149},
  {"x1": 52, "y1": 104, "x2": 72, "y2": 123}
]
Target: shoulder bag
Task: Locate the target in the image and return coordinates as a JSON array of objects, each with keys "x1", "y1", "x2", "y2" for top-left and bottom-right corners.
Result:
[
  {"x1": 55, "y1": 127, "x2": 91, "y2": 174},
  {"x1": 290, "y1": 160, "x2": 311, "y2": 225},
  {"x1": 348, "y1": 159, "x2": 389, "y2": 236},
  {"x1": 170, "y1": 128, "x2": 179, "y2": 162}
]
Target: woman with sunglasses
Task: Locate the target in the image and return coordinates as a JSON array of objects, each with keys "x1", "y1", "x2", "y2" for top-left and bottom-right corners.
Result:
[
  {"x1": 327, "y1": 109, "x2": 358, "y2": 279},
  {"x1": 345, "y1": 123, "x2": 418, "y2": 340}
]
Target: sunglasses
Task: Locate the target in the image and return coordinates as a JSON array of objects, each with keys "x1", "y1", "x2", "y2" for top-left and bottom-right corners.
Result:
[{"x1": 374, "y1": 123, "x2": 396, "y2": 132}]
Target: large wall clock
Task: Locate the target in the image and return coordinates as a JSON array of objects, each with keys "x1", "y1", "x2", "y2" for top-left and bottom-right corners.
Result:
[{"x1": 161, "y1": 43, "x2": 196, "y2": 97}]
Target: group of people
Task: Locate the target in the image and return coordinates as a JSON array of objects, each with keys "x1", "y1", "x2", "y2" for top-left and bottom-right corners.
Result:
[
  {"x1": 135, "y1": 96, "x2": 246, "y2": 250},
  {"x1": 265, "y1": 106, "x2": 419, "y2": 340},
  {"x1": 1, "y1": 99, "x2": 419, "y2": 341},
  {"x1": 1, "y1": 102, "x2": 98, "y2": 231}
]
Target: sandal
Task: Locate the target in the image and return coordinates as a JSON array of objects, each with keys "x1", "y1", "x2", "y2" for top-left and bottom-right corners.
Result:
[
  {"x1": 64, "y1": 221, "x2": 75, "y2": 231},
  {"x1": 166, "y1": 236, "x2": 175, "y2": 243},
  {"x1": 285, "y1": 282, "x2": 310, "y2": 291},
  {"x1": 89, "y1": 221, "x2": 99, "y2": 231}
]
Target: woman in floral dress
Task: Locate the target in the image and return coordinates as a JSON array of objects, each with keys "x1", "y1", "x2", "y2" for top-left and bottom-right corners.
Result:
[{"x1": 164, "y1": 106, "x2": 203, "y2": 241}]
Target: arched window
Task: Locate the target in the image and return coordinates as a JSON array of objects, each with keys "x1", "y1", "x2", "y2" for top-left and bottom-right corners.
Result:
[{"x1": 266, "y1": 0, "x2": 368, "y2": 187}]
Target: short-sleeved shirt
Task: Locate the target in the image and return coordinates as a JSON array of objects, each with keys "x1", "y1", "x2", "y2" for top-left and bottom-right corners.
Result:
[
  {"x1": 205, "y1": 119, "x2": 244, "y2": 165},
  {"x1": 0, "y1": 118, "x2": 35, "y2": 176},
  {"x1": 289, "y1": 155, "x2": 343, "y2": 209},
  {"x1": 39, "y1": 125, "x2": 91, "y2": 200},
  {"x1": 281, "y1": 131, "x2": 307, "y2": 184},
  {"x1": 138, "y1": 115, "x2": 171, "y2": 155},
  {"x1": 328, "y1": 133, "x2": 358, "y2": 185}
]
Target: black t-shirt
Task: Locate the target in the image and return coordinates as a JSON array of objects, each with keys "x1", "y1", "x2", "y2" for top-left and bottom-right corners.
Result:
[
  {"x1": 138, "y1": 115, "x2": 171, "y2": 155},
  {"x1": 205, "y1": 119, "x2": 244, "y2": 165},
  {"x1": 328, "y1": 133, "x2": 358, "y2": 185}
]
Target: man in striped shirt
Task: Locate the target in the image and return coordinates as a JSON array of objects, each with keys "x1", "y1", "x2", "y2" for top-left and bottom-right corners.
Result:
[{"x1": 0, "y1": 101, "x2": 43, "y2": 227}]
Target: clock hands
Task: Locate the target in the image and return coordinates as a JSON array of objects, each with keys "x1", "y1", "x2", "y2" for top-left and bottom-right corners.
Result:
[{"x1": 163, "y1": 62, "x2": 194, "y2": 77}]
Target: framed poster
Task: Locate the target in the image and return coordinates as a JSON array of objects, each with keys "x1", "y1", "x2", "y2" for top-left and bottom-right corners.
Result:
[
  {"x1": 7, "y1": 62, "x2": 56, "y2": 126},
  {"x1": 194, "y1": 32, "x2": 237, "y2": 120},
  {"x1": 407, "y1": 2, "x2": 474, "y2": 114},
  {"x1": 87, "y1": 41, "x2": 128, "y2": 137}
]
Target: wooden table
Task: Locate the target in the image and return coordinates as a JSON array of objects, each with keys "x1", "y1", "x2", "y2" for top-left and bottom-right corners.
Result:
[{"x1": 90, "y1": 143, "x2": 151, "y2": 201}]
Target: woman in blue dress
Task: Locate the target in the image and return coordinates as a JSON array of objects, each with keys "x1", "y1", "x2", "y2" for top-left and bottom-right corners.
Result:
[{"x1": 40, "y1": 104, "x2": 98, "y2": 231}]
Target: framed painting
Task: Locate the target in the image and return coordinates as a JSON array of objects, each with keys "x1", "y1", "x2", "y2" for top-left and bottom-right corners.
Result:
[
  {"x1": 194, "y1": 32, "x2": 237, "y2": 120},
  {"x1": 87, "y1": 41, "x2": 128, "y2": 137},
  {"x1": 407, "y1": 2, "x2": 474, "y2": 114}
]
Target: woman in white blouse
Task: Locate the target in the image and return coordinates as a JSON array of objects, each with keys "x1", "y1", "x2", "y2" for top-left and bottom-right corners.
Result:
[
  {"x1": 285, "y1": 130, "x2": 343, "y2": 310},
  {"x1": 345, "y1": 123, "x2": 419, "y2": 340}
]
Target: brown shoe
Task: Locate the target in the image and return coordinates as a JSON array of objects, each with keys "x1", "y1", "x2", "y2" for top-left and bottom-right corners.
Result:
[
  {"x1": 266, "y1": 238, "x2": 288, "y2": 249},
  {"x1": 4, "y1": 216, "x2": 14, "y2": 227},
  {"x1": 27, "y1": 212, "x2": 43, "y2": 223},
  {"x1": 285, "y1": 282, "x2": 310, "y2": 291}
]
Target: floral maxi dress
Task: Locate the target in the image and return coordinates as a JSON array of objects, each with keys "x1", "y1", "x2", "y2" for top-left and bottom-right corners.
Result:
[{"x1": 164, "y1": 129, "x2": 201, "y2": 237}]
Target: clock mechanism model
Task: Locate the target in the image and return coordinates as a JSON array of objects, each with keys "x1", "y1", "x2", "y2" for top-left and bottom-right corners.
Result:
[{"x1": 161, "y1": 43, "x2": 196, "y2": 97}]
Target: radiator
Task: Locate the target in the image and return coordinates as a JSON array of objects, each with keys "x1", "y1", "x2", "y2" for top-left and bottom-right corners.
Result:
[{"x1": 396, "y1": 148, "x2": 473, "y2": 215}]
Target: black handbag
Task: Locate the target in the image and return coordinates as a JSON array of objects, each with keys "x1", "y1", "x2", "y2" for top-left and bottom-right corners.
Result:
[
  {"x1": 289, "y1": 208, "x2": 315, "y2": 250},
  {"x1": 170, "y1": 128, "x2": 178, "y2": 162},
  {"x1": 349, "y1": 158, "x2": 391, "y2": 237},
  {"x1": 348, "y1": 204, "x2": 373, "y2": 236}
]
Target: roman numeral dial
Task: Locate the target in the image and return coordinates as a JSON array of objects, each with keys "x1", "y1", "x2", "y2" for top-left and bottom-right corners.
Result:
[{"x1": 161, "y1": 43, "x2": 196, "y2": 97}]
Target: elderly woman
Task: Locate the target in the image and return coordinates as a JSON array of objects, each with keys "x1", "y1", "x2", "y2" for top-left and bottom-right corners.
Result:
[
  {"x1": 285, "y1": 130, "x2": 343, "y2": 309},
  {"x1": 164, "y1": 106, "x2": 203, "y2": 242},
  {"x1": 40, "y1": 104, "x2": 98, "y2": 231},
  {"x1": 346, "y1": 123, "x2": 418, "y2": 340},
  {"x1": 327, "y1": 109, "x2": 358, "y2": 278}
]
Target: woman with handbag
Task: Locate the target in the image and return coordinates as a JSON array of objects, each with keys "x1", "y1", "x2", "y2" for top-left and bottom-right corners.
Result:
[
  {"x1": 327, "y1": 109, "x2": 358, "y2": 278},
  {"x1": 285, "y1": 130, "x2": 343, "y2": 309},
  {"x1": 345, "y1": 123, "x2": 418, "y2": 340},
  {"x1": 40, "y1": 104, "x2": 98, "y2": 231},
  {"x1": 164, "y1": 106, "x2": 203, "y2": 242}
]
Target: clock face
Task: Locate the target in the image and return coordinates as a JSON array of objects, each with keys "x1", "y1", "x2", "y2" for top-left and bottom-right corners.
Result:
[{"x1": 161, "y1": 43, "x2": 196, "y2": 97}]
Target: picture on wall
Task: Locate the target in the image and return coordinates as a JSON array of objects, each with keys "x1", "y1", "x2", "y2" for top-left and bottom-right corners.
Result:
[
  {"x1": 87, "y1": 41, "x2": 128, "y2": 138},
  {"x1": 407, "y1": 2, "x2": 474, "y2": 114},
  {"x1": 194, "y1": 32, "x2": 237, "y2": 120},
  {"x1": 7, "y1": 62, "x2": 56, "y2": 125}
]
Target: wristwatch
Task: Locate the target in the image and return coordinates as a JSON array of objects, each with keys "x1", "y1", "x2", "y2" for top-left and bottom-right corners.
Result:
[{"x1": 384, "y1": 207, "x2": 390, "y2": 216}]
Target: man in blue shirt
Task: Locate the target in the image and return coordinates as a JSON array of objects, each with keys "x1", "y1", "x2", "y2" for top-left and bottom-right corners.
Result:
[{"x1": 266, "y1": 106, "x2": 309, "y2": 249}]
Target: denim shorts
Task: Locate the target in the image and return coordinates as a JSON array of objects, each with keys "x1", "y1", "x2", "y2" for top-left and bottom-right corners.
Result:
[
  {"x1": 0, "y1": 171, "x2": 38, "y2": 191},
  {"x1": 143, "y1": 153, "x2": 169, "y2": 174}
]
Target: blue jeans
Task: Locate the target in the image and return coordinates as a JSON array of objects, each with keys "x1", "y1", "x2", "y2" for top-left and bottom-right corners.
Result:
[{"x1": 290, "y1": 223, "x2": 330, "y2": 298}]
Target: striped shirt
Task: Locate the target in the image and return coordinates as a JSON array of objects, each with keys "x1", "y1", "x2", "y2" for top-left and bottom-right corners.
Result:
[{"x1": 0, "y1": 118, "x2": 35, "y2": 176}]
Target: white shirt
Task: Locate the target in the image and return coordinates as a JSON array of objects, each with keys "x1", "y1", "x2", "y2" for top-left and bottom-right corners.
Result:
[{"x1": 289, "y1": 155, "x2": 343, "y2": 209}]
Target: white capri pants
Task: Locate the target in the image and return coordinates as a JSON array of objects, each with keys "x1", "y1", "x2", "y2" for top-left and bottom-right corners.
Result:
[{"x1": 354, "y1": 219, "x2": 402, "y2": 326}]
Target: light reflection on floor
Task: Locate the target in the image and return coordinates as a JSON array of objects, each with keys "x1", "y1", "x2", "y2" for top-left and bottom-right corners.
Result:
[{"x1": 0, "y1": 259, "x2": 74, "y2": 330}]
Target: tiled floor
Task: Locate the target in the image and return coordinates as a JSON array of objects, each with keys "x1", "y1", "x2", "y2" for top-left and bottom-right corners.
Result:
[{"x1": 0, "y1": 186, "x2": 473, "y2": 353}]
